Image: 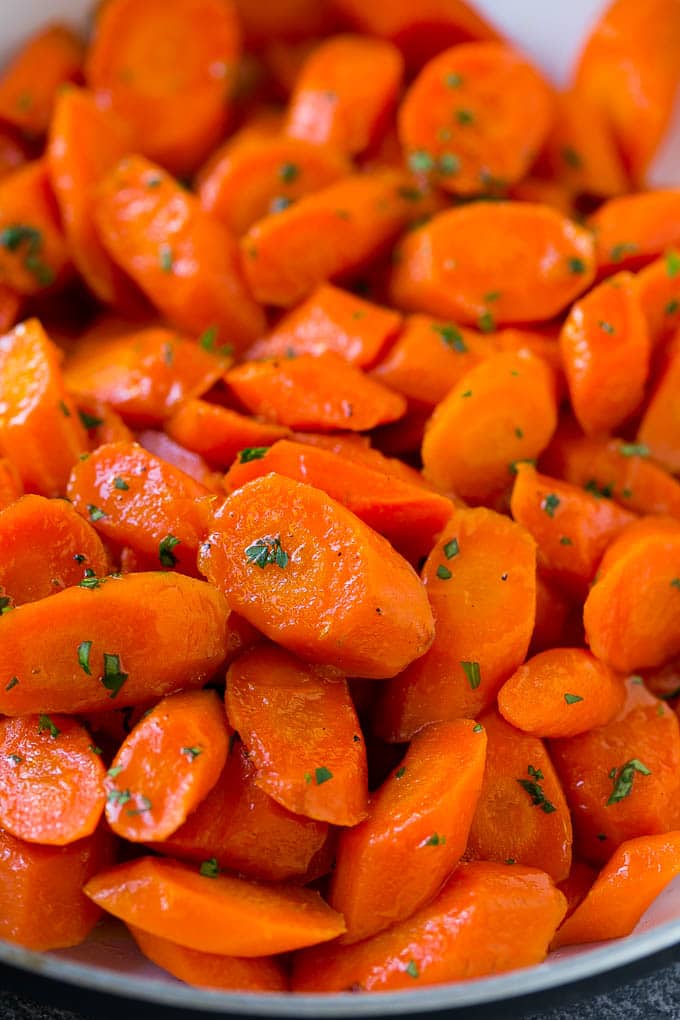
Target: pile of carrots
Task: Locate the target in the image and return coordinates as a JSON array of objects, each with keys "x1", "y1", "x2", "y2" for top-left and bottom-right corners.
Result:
[{"x1": 0, "y1": 0, "x2": 678, "y2": 997}]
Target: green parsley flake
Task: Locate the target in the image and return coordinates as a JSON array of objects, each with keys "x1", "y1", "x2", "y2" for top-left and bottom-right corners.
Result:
[
  {"x1": 87, "y1": 504, "x2": 106, "y2": 522},
  {"x1": 279, "y1": 162, "x2": 299, "y2": 183},
  {"x1": 461, "y1": 660, "x2": 481, "y2": 690},
  {"x1": 127, "y1": 795, "x2": 153, "y2": 816},
  {"x1": 423, "y1": 833, "x2": 446, "y2": 846},
  {"x1": 509, "y1": 458, "x2": 536, "y2": 475},
  {"x1": 436, "y1": 564, "x2": 452, "y2": 580},
  {"x1": 107, "y1": 766, "x2": 123, "y2": 778},
  {"x1": 560, "y1": 536, "x2": 573, "y2": 546},
  {"x1": 107, "y1": 788, "x2": 131, "y2": 806},
  {"x1": 59, "y1": 400, "x2": 71, "y2": 417},
  {"x1": 584, "y1": 479, "x2": 613, "y2": 499},
  {"x1": 159, "y1": 244, "x2": 174, "y2": 273},
  {"x1": 408, "y1": 150, "x2": 434, "y2": 174},
  {"x1": 665, "y1": 250, "x2": 680, "y2": 278},
  {"x1": 38, "y1": 715, "x2": 60, "y2": 739},
  {"x1": 182, "y1": 746, "x2": 203, "y2": 761},
  {"x1": 199, "y1": 325, "x2": 218, "y2": 352},
  {"x1": 445, "y1": 72, "x2": 463, "y2": 88},
  {"x1": 78, "y1": 640, "x2": 93, "y2": 676},
  {"x1": 598, "y1": 320, "x2": 615, "y2": 334},
  {"x1": 0, "y1": 224, "x2": 54, "y2": 287},
  {"x1": 606, "y1": 759, "x2": 651, "y2": 805},
  {"x1": 561, "y1": 146, "x2": 582, "y2": 170},
  {"x1": 238, "y1": 447, "x2": 269, "y2": 464},
  {"x1": 610, "y1": 242, "x2": 639, "y2": 263},
  {"x1": 405, "y1": 960, "x2": 419, "y2": 979},
  {"x1": 113, "y1": 476, "x2": 129, "y2": 491},
  {"x1": 478, "y1": 309, "x2": 495, "y2": 333},
  {"x1": 665, "y1": 299, "x2": 680, "y2": 316},
  {"x1": 159, "y1": 534, "x2": 181, "y2": 568},
  {"x1": 671, "y1": 578, "x2": 680, "y2": 590},
  {"x1": 564, "y1": 693, "x2": 583, "y2": 705},
  {"x1": 245, "y1": 535, "x2": 289, "y2": 570},
  {"x1": 200, "y1": 857, "x2": 220, "y2": 878},
  {"x1": 443, "y1": 538, "x2": 459, "y2": 559},
  {"x1": 270, "y1": 195, "x2": 293, "y2": 214},
  {"x1": 455, "y1": 108, "x2": 474, "y2": 125},
  {"x1": 439, "y1": 153, "x2": 460, "y2": 176},
  {"x1": 395, "y1": 766, "x2": 406, "y2": 779},
  {"x1": 5, "y1": 677, "x2": 18, "y2": 692},
  {"x1": 517, "y1": 765, "x2": 556, "y2": 814},
  {"x1": 102, "y1": 653, "x2": 128, "y2": 699},
  {"x1": 473, "y1": 723, "x2": 483, "y2": 733},
  {"x1": 541, "y1": 493, "x2": 560, "y2": 518},
  {"x1": 79, "y1": 410, "x2": 104, "y2": 429},
  {"x1": 315, "y1": 766, "x2": 333, "y2": 785},
  {"x1": 619, "y1": 443, "x2": 650, "y2": 458},
  {"x1": 433, "y1": 322, "x2": 467, "y2": 353},
  {"x1": 568, "y1": 257, "x2": 587, "y2": 274},
  {"x1": 515, "y1": 427, "x2": 524, "y2": 438}
]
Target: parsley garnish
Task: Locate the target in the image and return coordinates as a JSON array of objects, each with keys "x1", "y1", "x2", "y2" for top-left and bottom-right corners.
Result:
[
  {"x1": 541, "y1": 493, "x2": 560, "y2": 518},
  {"x1": 5, "y1": 677, "x2": 18, "y2": 691},
  {"x1": 159, "y1": 244, "x2": 174, "y2": 273},
  {"x1": 59, "y1": 400, "x2": 71, "y2": 417},
  {"x1": 665, "y1": 299, "x2": 680, "y2": 316},
  {"x1": 408, "y1": 150, "x2": 434, "y2": 174},
  {"x1": 517, "y1": 765, "x2": 556, "y2": 813},
  {"x1": 38, "y1": 715, "x2": 60, "y2": 739},
  {"x1": 433, "y1": 323, "x2": 467, "y2": 353},
  {"x1": 238, "y1": 447, "x2": 268, "y2": 463},
  {"x1": 0, "y1": 224, "x2": 54, "y2": 286},
  {"x1": 473, "y1": 723, "x2": 483, "y2": 733},
  {"x1": 445, "y1": 72, "x2": 463, "y2": 88},
  {"x1": 568, "y1": 257, "x2": 586, "y2": 274},
  {"x1": 107, "y1": 766, "x2": 123, "y2": 778},
  {"x1": 610, "y1": 242, "x2": 638, "y2": 263},
  {"x1": 127, "y1": 795, "x2": 152, "y2": 816},
  {"x1": 279, "y1": 162, "x2": 299, "y2": 183},
  {"x1": 199, "y1": 325, "x2": 218, "y2": 352},
  {"x1": 423, "y1": 833, "x2": 446, "y2": 846},
  {"x1": 665, "y1": 250, "x2": 680, "y2": 278},
  {"x1": 270, "y1": 195, "x2": 293, "y2": 214},
  {"x1": 113, "y1": 476, "x2": 129, "y2": 490},
  {"x1": 560, "y1": 536, "x2": 573, "y2": 546},
  {"x1": 314, "y1": 766, "x2": 333, "y2": 785},
  {"x1": 245, "y1": 535, "x2": 289, "y2": 569},
  {"x1": 619, "y1": 443, "x2": 649, "y2": 458},
  {"x1": 87, "y1": 505, "x2": 106, "y2": 522},
  {"x1": 79, "y1": 410, "x2": 104, "y2": 429},
  {"x1": 561, "y1": 146, "x2": 582, "y2": 169},
  {"x1": 159, "y1": 534, "x2": 181, "y2": 568},
  {"x1": 564, "y1": 693, "x2": 583, "y2": 705},
  {"x1": 102, "y1": 653, "x2": 128, "y2": 698},
  {"x1": 443, "y1": 538, "x2": 459, "y2": 559},
  {"x1": 395, "y1": 766, "x2": 406, "y2": 779},
  {"x1": 478, "y1": 309, "x2": 495, "y2": 333},
  {"x1": 439, "y1": 153, "x2": 460, "y2": 177},
  {"x1": 584, "y1": 479, "x2": 613, "y2": 499},
  {"x1": 405, "y1": 960, "x2": 419, "y2": 979},
  {"x1": 509, "y1": 458, "x2": 536, "y2": 475},
  {"x1": 455, "y1": 108, "x2": 474, "y2": 125},
  {"x1": 461, "y1": 660, "x2": 481, "y2": 689},
  {"x1": 606, "y1": 759, "x2": 651, "y2": 805},
  {"x1": 107, "y1": 789, "x2": 131, "y2": 806},
  {"x1": 78, "y1": 640, "x2": 92, "y2": 675},
  {"x1": 671, "y1": 578, "x2": 680, "y2": 590},
  {"x1": 182, "y1": 746, "x2": 203, "y2": 761},
  {"x1": 436, "y1": 565, "x2": 452, "y2": 580},
  {"x1": 598, "y1": 320, "x2": 615, "y2": 334},
  {"x1": 200, "y1": 857, "x2": 220, "y2": 878}
]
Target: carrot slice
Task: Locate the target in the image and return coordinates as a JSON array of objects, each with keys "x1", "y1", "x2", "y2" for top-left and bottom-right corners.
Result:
[
  {"x1": 129, "y1": 926, "x2": 289, "y2": 992},
  {"x1": 399, "y1": 42, "x2": 554, "y2": 196},
  {"x1": 136, "y1": 430, "x2": 222, "y2": 493},
  {"x1": 0, "y1": 161, "x2": 70, "y2": 295},
  {"x1": 635, "y1": 251, "x2": 680, "y2": 349},
  {"x1": 227, "y1": 644, "x2": 368, "y2": 826},
  {"x1": 94, "y1": 156, "x2": 265, "y2": 351},
  {"x1": 165, "y1": 401, "x2": 289, "y2": 470},
  {"x1": 557, "y1": 859, "x2": 598, "y2": 921},
  {"x1": 105, "y1": 690, "x2": 228, "y2": 842},
  {"x1": 84, "y1": 856, "x2": 346, "y2": 956},
  {"x1": 198, "y1": 473, "x2": 434, "y2": 679},
  {"x1": 0, "y1": 572, "x2": 229, "y2": 715},
  {"x1": 376, "y1": 506, "x2": 535, "y2": 741},
  {"x1": 589, "y1": 191, "x2": 680, "y2": 274},
  {"x1": 390, "y1": 201, "x2": 595, "y2": 325},
  {"x1": 292, "y1": 861, "x2": 566, "y2": 991},
  {"x1": 0, "y1": 25, "x2": 83, "y2": 136},
  {"x1": 638, "y1": 340, "x2": 680, "y2": 474},
  {"x1": 530, "y1": 572, "x2": 578, "y2": 656},
  {"x1": 329, "y1": 719, "x2": 486, "y2": 944},
  {"x1": 0, "y1": 457, "x2": 22, "y2": 511}
]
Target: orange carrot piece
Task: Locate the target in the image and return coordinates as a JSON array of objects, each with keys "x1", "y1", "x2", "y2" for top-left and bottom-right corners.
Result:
[
  {"x1": 136, "y1": 430, "x2": 222, "y2": 493},
  {"x1": 85, "y1": 856, "x2": 345, "y2": 956},
  {"x1": 0, "y1": 284, "x2": 21, "y2": 333},
  {"x1": 290, "y1": 431, "x2": 434, "y2": 490},
  {"x1": 530, "y1": 572, "x2": 577, "y2": 656},
  {"x1": 376, "y1": 507, "x2": 535, "y2": 741},
  {"x1": 390, "y1": 201, "x2": 595, "y2": 325},
  {"x1": 226, "y1": 352, "x2": 406, "y2": 431},
  {"x1": 0, "y1": 130, "x2": 27, "y2": 182},
  {"x1": 95, "y1": 156, "x2": 265, "y2": 352},
  {"x1": 199, "y1": 473, "x2": 434, "y2": 679},
  {"x1": 398, "y1": 42, "x2": 554, "y2": 196},
  {"x1": 0, "y1": 319, "x2": 87, "y2": 496},
  {"x1": 0, "y1": 826, "x2": 114, "y2": 951},
  {"x1": 226, "y1": 644, "x2": 367, "y2": 826},
  {"x1": 329, "y1": 719, "x2": 486, "y2": 943},
  {"x1": 422, "y1": 350, "x2": 558, "y2": 505},
  {"x1": 0, "y1": 715, "x2": 105, "y2": 845},
  {"x1": 165, "y1": 400, "x2": 289, "y2": 470},
  {"x1": 498, "y1": 648, "x2": 625, "y2": 739},
  {"x1": 240, "y1": 170, "x2": 413, "y2": 307},
  {"x1": 246, "y1": 283, "x2": 402, "y2": 368},
  {"x1": 557, "y1": 859, "x2": 598, "y2": 921},
  {"x1": 551, "y1": 676, "x2": 680, "y2": 864},
  {"x1": 589, "y1": 191, "x2": 680, "y2": 274},
  {"x1": 129, "y1": 926, "x2": 289, "y2": 992},
  {"x1": 638, "y1": 340, "x2": 680, "y2": 474},
  {"x1": 232, "y1": 0, "x2": 335, "y2": 46},
  {"x1": 0, "y1": 457, "x2": 22, "y2": 511},
  {"x1": 0, "y1": 161, "x2": 70, "y2": 295},
  {"x1": 0, "y1": 572, "x2": 229, "y2": 715},
  {"x1": 0, "y1": 25, "x2": 83, "y2": 136},
  {"x1": 78, "y1": 401, "x2": 134, "y2": 448},
  {"x1": 293, "y1": 861, "x2": 566, "y2": 992},
  {"x1": 635, "y1": 251, "x2": 680, "y2": 349}
]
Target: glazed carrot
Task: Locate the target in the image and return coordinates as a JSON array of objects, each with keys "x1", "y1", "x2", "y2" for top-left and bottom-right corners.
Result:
[
  {"x1": 94, "y1": 156, "x2": 265, "y2": 351},
  {"x1": 0, "y1": 161, "x2": 70, "y2": 295},
  {"x1": 198, "y1": 136, "x2": 351, "y2": 237},
  {"x1": 0, "y1": 319, "x2": 87, "y2": 496},
  {"x1": 509, "y1": 177, "x2": 574, "y2": 216},
  {"x1": 574, "y1": 0, "x2": 680, "y2": 184},
  {"x1": 551, "y1": 676, "x2": 680, "y2": 864},
  {"x1": 498, "y1": 649, "x2": 625, "y2": 739},
  {"x1": 199, "y1": 474, "x2": 434, "y2": 678},
  {"x1": 0, "y1": 715, "x2": 105, "y2": 845},
  {"x1": 0, "y1": 131, "x2": 27, "y2": 182},
  {"x1": 165, "y1": 401, "x2": 289, "y2": 470},
  {"x1": 86, "y1": 0, "x2": 240, "y2": 175},
  {"x1": 583, "y1": 518, "x2": 680, "y2": 672},
  {"x1": 136, "y1": 431, "x2": 222, "y2": 493},
  {"x1": 0, "y1": 457, "x2": 22, "y2": 511},
  {"x1": 467, "y1": 711, "x2": 572, "y2": 882},
  {"x1": 553, "y1": 832, "x2": 680, "y2": 948},
  {"x1": 0, "y1": 827, "x2": 114, "y2": 951},
  {"x1": 225, "y1": 440, "x2": 452, "y2": 562},
  {"x1": 0, "y1": 572, "x2": 229, "y2": 715},
  {"x1": 105, "y1": 690, "x2": 228, "y2": 842},
  {"x1": 292, "y1": 431, "x2": 436, "y2": 491},
  {"x1": 559, "y1": 272, "x2": 650, "y2": 435},
  {"x1": 67, "y1": 441, "x2": 209, "y2": 575},
  {"x1": 390, "y1": 202, "x2": 595, "y2": 325},
  {"x1": 530, "y1": 573, "x2": 577, "y2": 656},
  {"x1": 0, "y1": 285, "x2": 21, "y2": 333},
  {"x1": 589, "y1": 191, "x2": 680, "y2": 274},
  {"x1": 226, "y1": 644, "x2": 368, "y2": 826},
  {"x1": 129, "y1": 926, "x2": 289, "y2": 992},
  {"x1": 285, "y1": 35, "x2": 403, "y2": 157},
  {"x1": 0, "y1": 25, "x2": 83, "y2": 136},
  {"x1": 635, "y1": 251, "x2": 680, "y2": 349},
  {"x1": 638, "y1": 340, "x2": 680, "y2": 474},
  {"x1": 329, "y1": 719, "x2": 486, "y2": 943},
  {"x1": 76, "y1": 400, "x2": 133, "y2": 448},
  {"x1": 293, "y1": 861, "x2": 566, "y2": 992},
  {"x1": 246, "y1": 283, "x2": 402, "y2": 368},
  {"x1": 557, "y1": 859, "x2": 597, "y2": 921},
  {"x1": 422, "y1": 350, "x2": 558, "y2": 505},
  {"x1": 232, "y1": 0, "x2": 335, "y2": 46},
  {"x1": 226, "y1": 352, "x2": 406, "y2": 432},
  {"x1": 240, "y1": 170, "x2": 413, "y2": 307},
  {"x1": 510, "y1": 464, "x2": 636, "y2": 598},
  {"x1": 0, "y1": 494, "x2": 110, "y2": 606},
  {"x1": 149, "y1": 733, "x2": 328, "y2": 882},
  {"x1": 376, "y1": 507, "x2": 535, "y2": 741},
  {"x1": 64, "y1": 326, "x2": 229, "y2": 427},
  {"x1": 85, "y1": 856, "x2": 346, "y2": 956},
  {"x1": 398, "y1": 43, "x2": 554, "y2": 196}
]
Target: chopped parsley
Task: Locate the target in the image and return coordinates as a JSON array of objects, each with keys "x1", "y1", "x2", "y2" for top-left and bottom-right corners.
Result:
[
  {"x1": 423, "y1": 833, "x2": 446, "y2": 846},
  {"x1": 270, "y1": 195, "x2": 293, "y2": 214},
  {"x1": 541, "y1": 493, "x2": 560, "y2": 518},
  {"x1": 568, "y1": 257, "x2": 587, "y2": 274},
  {"x1": 478, "y1": 309, "x2": 495, "y2": 333},
  {"x1": 107, "y1": 788, "x2": 131, "y2": 806},
  {"x1": 314, "y1": 766, "x2": 333, "y2": 785},
  {"x1": 584, "y1": 479, "x2": 613, "y2": 499},
  {"x1": 619, "y1": 443, "x2": 649, "y2": 458},
  {"x1": 278, "y1": 162, "x2": 299, "y2": 183},
  {"x1": 436, "y1": 564, "x2": 452, "y2": 580},
  {"x1": 473, "y1": 723, "x2": 483, "y2": 733},
  {"x1": 395, "y1": 766, "x2": 406, "y2": 779},
  {"x1": 200, "y1": 857, "x2": 220, "y2": 878},
  {"x1": 433, "y1": 322, "x2": 467, "y2": 353},
  {"x1": 113, "y1": 476, "x2": 129, "y2": 490},
  {"x1": 0, "y1": 224, "x2": 54, "y2": 286},
  {"x1": 238, "y1": 447, "x2": 269, "y2": 464},
  {"x1": 38, "y1": 715, "x2": 60, "y2": 739},
  {"x1": 606, "y1": 759, "x2": 651, "y2": 805},
  {"x1": 610, "y1": 242, "x2": 638, "y2": 263},
  {"x1": 199, "y1": 325, "x2": 218, "y2": 352},
  {"x1": 671, "y1": 578, "x2": 680, "y2": 590},
  {"x1": 5, "y1": 677, "x2": 18, "y2": 692},
  {"x1": 159, "y1": 244, "x2": 174, "y2": 273},
  {"x1": 182, "y1": 746, "x2": 203, "y2": 761},
  {"x1": 665, "y1": 250, "x2": 680, "y2": 278},
  {"x1": 405, "y1": 960, "x2": 419, "y2": 979},
  {"x1": 665, "y1": 299, "x2": 680, "y2": 316},
  {"x1": 101, "y1": 653, "x2": 128, "y2": 698},
  {"x1": 408, "y1": 150, "x2": 434, "y2": 174},
  {"x1": 79, "y1": 410, "x2": 104, "y2": 429},
  {"x1": 564, "y1": 693, "x2": 583, "y2": 705},
  {"x1": 560, "y1": 536, "x2": 573, "y2": 546},
  {"x1": 78, "y1": 640, "x2": 93, "y2": 675},
  {"x1": 439, "y1": 153, "x2": 461, "y2": 177},
  {"x1": 244, "y1": 535, "x2": 289, "y2": 570},
  {"x1": 455, "y1": 108, "x2": 474, "y2": 125},
  {"x1": 59, "y1": 400, "x2": 71, "y2": 417},
  {"x1": 445, "y1": 72, "x2": 463, "y2": 88},
  {"x1": 561, "y1": 146, "x2": 582, "y2": 170},
  {"x1": 517, "y1": 765, "x2": 556, "y2": 814},
  {"x1": 159, "y1": 534, "x2": 181, "y2": 568},
  {"x1": 127, "y1": 795, "x2": 153, "y2": 816},
  {"x1": 461, "y1": 660, "x2": 481, "y2": 690},
  {"x1": 87, "y1": 504, "x2": 106, "y2": 522},
  {"x1": 443, "y1": 538, "x2": 459, "y2": 559},
  {"x1": 598, "y1": 320, "x2": 615, "y2": 334}
]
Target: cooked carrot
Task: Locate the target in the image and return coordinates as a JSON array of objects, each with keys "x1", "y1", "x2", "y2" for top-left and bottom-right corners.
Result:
[
  {"x1": 510, "y1": 463, "x2": 636, "y2": 598},
  {"x1": 129, "y1": 926, "x2": 289, "y2": 992},
  {"x1": 105, "y1": 690, "x2": 228, "y2": 842},
  {"x1": 0, "y1": 826, "x2": 115, "y2": 951},
  {"x1": 246, "y1": 283, "x2": 402, "y2": 368},
  {"x1": 551, "y1": 675, "x2": 680, "y2": 864},
  {"x1": 638, "y1": 339, "x2": 680, "y2": 474},
  {"x1": 85, "y1": 856, "x2": 345, "y2": 956},
  {"x1": 530, "y1": 572, "x2": 577, "y2": 656},
  {"x1": 233, "y1": 0, "x2": 336, "y2": 46},
  {"x1": 509, "y1": 177, "x2": 575, "y2": 216},
  {"x1": 399, "y1": 43, "x2": 554, "y2": 196},
  {"x1": 0, "y1": 130, "x2": 27, "y2": 182},
  {"x1": 376, "y1": 506, "x2": 535, "y2": 741},
  {"x1": 0, "y1": 715, "x2": 105, "y2": 845},
  {"x1": 390, "y1": 201, "x2": 595, "y2": 324},
  {"x1": 0, "y1": 572, "x2": 229, "y2": 715},
  {"x1": 199, "y1": 473, "x2": 434, "y2": 678},
  {"x1": 94, "y1": 156, "x2": 265, "y2": 351},
  {"x1": 293, "y1": 861, "x2": 566, "y2": 991},
  {"x1": 136, "y1": 431, "x2": 222, "y2": 493},
  {"x1": 0, "y1": 25, "x2": 83, "y2": 136},
  {"x1": 0, "y1": 457, "x2": 22, "y2": 511},
  {"x1": 583, "y1": 517, "x2": 680, "y2": 672},
  {"x1": 86, "y1": 0, "x2": 240, "y2": 175},
  {"x1": 498, "y1": 648, "x2": 625, "y2": 739},
  {"x1": 635, "y1": 251, "x2": 680, "y2": 349},
  {"x1": 292, "y1": 431, "x2": 436, "y2": 491},
  {"x1": 0, "y1": 319, "x2": 87, "y2": 496},
  {"x1": 557, "y1": 859, "x2": 597, "y2": 921},
  {"x1": 422, "y1": 350, "x2": 558, "y2": 505},
  {"x1": 226, "y1": 352, "x2": 406, "y2": 432},
  {"x1": 574, "y1": 0, "x2": 680, "y2": 184},
  {"x1": 0, "y1": 161, "x2": 70, "y2": 295},
  {"x1": 226, "y1": 644, "x2": 368, "y2": 826},
  {"x1": 467, "y1": 711, "x2": 572, "y2": 882},
  {"x1": 589, "y1": 191, "x2": 680, "y2": 274},
  {"x1": 165, "y1": 401, "x2": 289, "y2": 470},
  {"x1": 225, "y1": 439, "x2": 452, "y2": 562},
  {"x1": 67, "y1": 441, "x2": 209, "y2": 575},
  {"x1": 329, "y1": 719, "x2": 486, "y2": 944},
  {"x1": 240, "y1": 170, "x2": 413, "y2": 307},
  {"x1": 0, "y1": 285, "x2": 21, "y2": 334}
]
